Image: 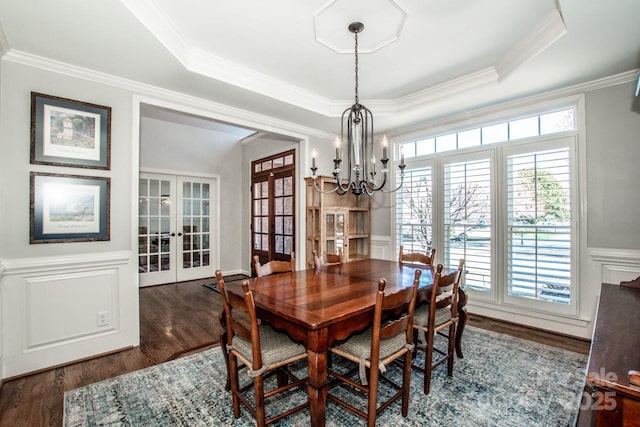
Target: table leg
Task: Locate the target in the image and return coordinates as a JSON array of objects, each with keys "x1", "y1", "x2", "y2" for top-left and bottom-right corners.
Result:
[
  {"x1": 307, "y1": 349, "x2": 328, "y2": 427},
  {"x1": 456, "y1": 288, "x2": 468, "y2": 359}
]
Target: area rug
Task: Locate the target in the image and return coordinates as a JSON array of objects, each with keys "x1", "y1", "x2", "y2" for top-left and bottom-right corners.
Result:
[
  {"x1": 63, "y1": 326, "x2": 587, "y2": 426},
  {"x1": 202, "y1": 274, "x2": 250, "y2": 293}
]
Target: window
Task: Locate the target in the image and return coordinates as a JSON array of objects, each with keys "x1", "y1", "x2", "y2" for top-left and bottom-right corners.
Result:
[
  {"x1": 396, "y1": 166, "x2": 433, "y2": 254},
  {"x1": 400, "y1": 107, "x2": 575, "y2": 159},
  {"x1": 395, "y1": 104, "x2": 578, "y2": 315},
  {"x1": 443, "y1": 157, "x2": 492, "y2": 292}
]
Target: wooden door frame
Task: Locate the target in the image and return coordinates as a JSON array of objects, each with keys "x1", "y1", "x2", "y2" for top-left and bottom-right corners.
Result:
[{"x1": 250, "y1": 149, "x2": 296, "y2": 271}]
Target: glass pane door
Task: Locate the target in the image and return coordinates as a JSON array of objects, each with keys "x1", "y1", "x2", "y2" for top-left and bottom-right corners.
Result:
[
  {"x1": 250, "y1": 149, "x2": 296, "y2": 270},
  {"x1": 274, "y1": 173, "x2": 294, "y2": 257},
  {"x1": 139, "y1": 173, "x2": 217, "y2": 286},
  {"x1": 139, "y1": 174, "x2": 176, "y2": 286},
  {"x1": 177, "y1": 176, "x2": 216, "y2": 282}
]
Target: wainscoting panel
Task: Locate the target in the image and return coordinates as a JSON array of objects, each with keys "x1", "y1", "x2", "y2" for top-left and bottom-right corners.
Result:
[
  {"x1": 1, "y1": 251, "x2": 134, "y2": 379},
  {"x1": 590, "y1": 248, "x2": 640, "y2": 284},
  {"x1": 25, "y1": 269, "x2": 118, "y2": 349},
  {"x1": 370, "y1": 235, "x2": 392, "y2": 260}
]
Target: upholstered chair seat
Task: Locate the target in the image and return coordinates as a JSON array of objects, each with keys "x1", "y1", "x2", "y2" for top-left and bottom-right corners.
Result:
[{"x1": 230, "y1": 325, "x2": 307, "y2": 375}]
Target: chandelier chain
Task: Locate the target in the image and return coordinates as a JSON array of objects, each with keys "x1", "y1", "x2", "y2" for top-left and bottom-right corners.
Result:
[{"x1": 354, "y1": 29, "x2": 359, "y2": 104}]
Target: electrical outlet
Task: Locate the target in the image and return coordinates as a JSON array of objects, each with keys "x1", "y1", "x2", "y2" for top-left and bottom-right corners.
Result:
[{"x1": 97, "y1": 310, "x2": 110, "y2": 327}]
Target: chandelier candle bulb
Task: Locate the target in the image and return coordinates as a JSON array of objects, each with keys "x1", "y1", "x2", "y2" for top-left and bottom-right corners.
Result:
[
  {"x1": 311, "y1": 150, "x2": 317, "y2": 169},
  {"x1": 382, "y1": 136, "x2": 388, "y2": 159},
  {"x1": 335, "y1": 137, "x2": 341, "y2": 160}
]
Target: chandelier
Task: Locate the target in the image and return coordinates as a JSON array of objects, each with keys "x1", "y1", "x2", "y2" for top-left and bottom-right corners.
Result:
[{"x1": 310, "y1": 22, "x2": 405, "y2": 197}]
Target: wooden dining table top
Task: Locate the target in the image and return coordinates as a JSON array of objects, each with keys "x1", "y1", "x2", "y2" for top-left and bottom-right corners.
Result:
[{"x1": 238, "y1": 258, "x2": 439, "y2": 332}]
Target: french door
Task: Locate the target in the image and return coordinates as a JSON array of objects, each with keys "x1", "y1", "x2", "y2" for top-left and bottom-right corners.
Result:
[
  {"x1": 138, "y1": 172, "x2": 217, "y2": 287},
  {"x1": 251, "y1": 150, "x2": 296, "y2": 271}
]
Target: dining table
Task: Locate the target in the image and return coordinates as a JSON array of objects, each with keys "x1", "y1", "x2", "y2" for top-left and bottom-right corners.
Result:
[{"x1": 233, "y1": 258, "x2": 468, "y2": 427}]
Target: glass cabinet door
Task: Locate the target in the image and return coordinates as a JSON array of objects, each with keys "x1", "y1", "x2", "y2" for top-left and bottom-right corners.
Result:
[{"x1": 325, "y1": 211, "x2": 346, "y2": 257}]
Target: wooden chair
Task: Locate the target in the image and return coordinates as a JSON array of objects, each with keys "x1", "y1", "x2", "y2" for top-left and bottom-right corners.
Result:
[
  {"x1": 399, "y1": 245, "x2": 436, "y2": 266},
  {"x1": 327, "y1": 270, "x2": 421, "y2": 427},
  {"x1": 253, "y1": 252, "x2": 295, "y2": 277},
  {"x1": 412, "y1": 259, "x2": 465, "y2": 394},
  {"x1": 312, "y1": 248, "x2": 343, "y2": 272},
  {"x1": 216, "y1": 270, "x2": 309, "y2": 426},
  {"x1": 620, "y1": 276, "x2": 640, "y2": 288}
]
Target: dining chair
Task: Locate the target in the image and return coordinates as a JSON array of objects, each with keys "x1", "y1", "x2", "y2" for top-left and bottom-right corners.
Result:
[
  {"x1": 412, "y1": 259, "x2": 465, "y2": 395},
  {"x1": 620, "y1": 276, "x2": 640, "y2": 288},
  {"x1": 399, "y1": 245, "x2": 436, "y2": 266},
  {"x1": 253, "y1": 252, "x2": 295, "y2": 277},
  {"x1": 312, "y1": 248, "x2": 343, "y2": 272},
  {"x1": 327, "y1": 270, "x2": 421, "y2": 427},
  {"x1": 216, "y1": 270, "x2": 309, "y2": 426}
]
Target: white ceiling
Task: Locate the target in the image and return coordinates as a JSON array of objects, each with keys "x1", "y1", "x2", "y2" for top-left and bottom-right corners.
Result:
[{"x1": 1, "y1": 0, "x2": 639, "y2": 135}]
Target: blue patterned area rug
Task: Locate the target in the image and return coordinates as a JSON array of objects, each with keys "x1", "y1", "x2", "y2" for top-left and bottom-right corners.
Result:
[{"x1": 63, "y1": 326, "x2": 587, "y2": 426}]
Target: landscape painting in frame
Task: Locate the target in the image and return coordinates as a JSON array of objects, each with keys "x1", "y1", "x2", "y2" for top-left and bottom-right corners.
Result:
[
  {"x1": 30, "y1": 173, "x2": 110, "y2": 243},
  {"x1": 31, "y1": 92, "x2": 111, "y2": 169}
]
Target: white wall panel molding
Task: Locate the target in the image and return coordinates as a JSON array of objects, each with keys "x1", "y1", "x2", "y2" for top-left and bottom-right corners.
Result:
[
  {"x1": 24, "y1": 269, "x2": 119, "y2": 350},
  {"x1": 0, "y1": 251, "x2": 131, "y2": 276},
  {"x1": 1, "y1": 251, "x2": 134, "y2": 378},
  {"x1": 590, "y1": 248, "x2": 640, "y2": 284},
  {"x1": 590, "y1": 248, "x2": 640, "y2": 265},
  {"x1": 371, "y1": 235, "x2": 392, "y2": 260},
  {"x1": 590, "y1": 248, "x2": 640, "y2": 283}
]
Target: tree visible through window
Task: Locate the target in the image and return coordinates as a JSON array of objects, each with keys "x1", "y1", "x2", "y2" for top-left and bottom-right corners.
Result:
[{"x1": 507, "y1": 147, "x2": 572, "y2": 304}]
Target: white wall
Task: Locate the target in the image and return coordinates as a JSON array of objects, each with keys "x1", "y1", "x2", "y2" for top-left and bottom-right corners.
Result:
[
  {"x1": 585, "y1": 82, "x2": 640, "y2": 249},
  {"x1": 0, "y1": 60, "x2": 138, "y2": 378}
]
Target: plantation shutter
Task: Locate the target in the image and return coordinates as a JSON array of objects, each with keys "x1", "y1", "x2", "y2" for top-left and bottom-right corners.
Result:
[
  {"x1": 443, "y1": 158, "x2": 492, "y2": 292},
  {"x1": 396, "y1": 166, "x2": 433, "y2": 254},
  {"x1": 506, "y1": 147, "x2": 572, "y2": 304}
]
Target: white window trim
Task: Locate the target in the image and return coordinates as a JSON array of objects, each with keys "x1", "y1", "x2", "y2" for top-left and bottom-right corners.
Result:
[
  {"x1": 390, "y1": 94, "x2": 587, "y2": 323},
  {"x1": 499, "y1": 136, "x2": 578, "y2": 317}
]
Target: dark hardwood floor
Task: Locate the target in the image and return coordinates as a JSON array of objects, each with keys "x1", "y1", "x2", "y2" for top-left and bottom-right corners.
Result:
[{"x1": 0, "y1": 278, "x2": 590, "y2": 427}]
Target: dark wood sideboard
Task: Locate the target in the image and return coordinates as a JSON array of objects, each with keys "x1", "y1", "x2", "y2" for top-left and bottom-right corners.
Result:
[{"x1": 578, "y1": 283, "x2": 640, "y2": 426}]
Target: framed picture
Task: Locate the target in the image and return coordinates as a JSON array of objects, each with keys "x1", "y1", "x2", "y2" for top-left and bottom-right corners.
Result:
[
  {"x1": 30, "y1": 172, "x2": 110, "y2": 243},
  {"x1": 31, "y1": 92, "x2": 111, "y2": 169}
]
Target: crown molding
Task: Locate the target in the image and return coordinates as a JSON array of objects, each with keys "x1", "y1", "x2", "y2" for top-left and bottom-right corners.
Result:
[
  {"x1": 389, "y1": 69, "x2": 639, "y2": 141},
  {"x1": 3, "y1": 49, "x2": 333, "y2": 140},
  {"x1": 398, "y1": 67, "x2": 499, "y2": 112},
  {"x1": 495, "y1": 8, "x2": 567, "y2": 81}
]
